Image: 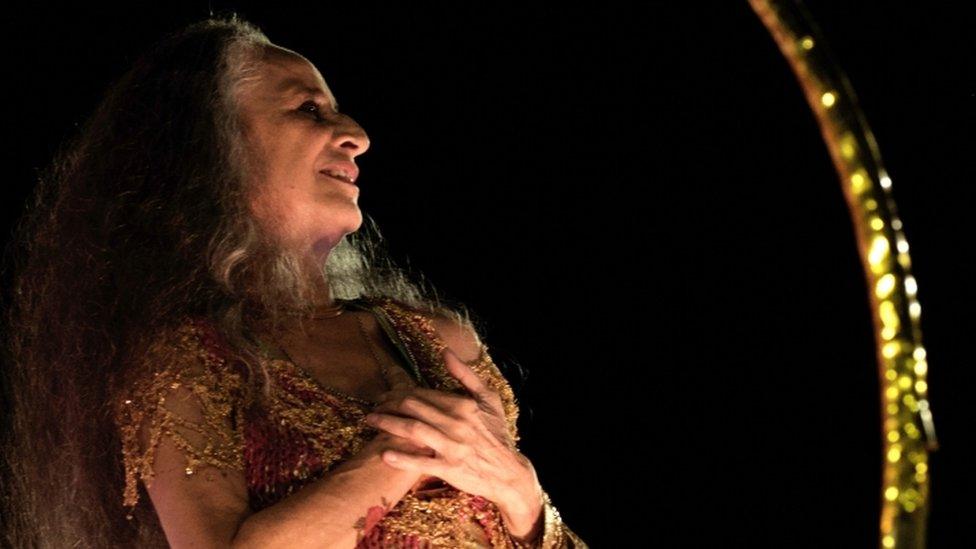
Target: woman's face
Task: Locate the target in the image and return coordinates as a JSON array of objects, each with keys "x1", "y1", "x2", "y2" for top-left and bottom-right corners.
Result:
[{"x1": 239, "y1": 46, "x2": 370, "y2": 264}]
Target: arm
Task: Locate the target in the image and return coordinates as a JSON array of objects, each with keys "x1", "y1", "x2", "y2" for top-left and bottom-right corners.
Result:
[
  {"x1": 428, "y1": 315, "x2": 590, "y2": 549},
  {"x1": 116, "y1": 323, "x2": 425, "y2": 548},
  {"x1": 233, "y1": 432, "x2": 424, "y2": 548}
]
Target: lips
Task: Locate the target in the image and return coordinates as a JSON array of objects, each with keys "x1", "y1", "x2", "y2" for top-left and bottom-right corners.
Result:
[{"x1": 318, "y1": 161, "x2": 359, "y2": 185}]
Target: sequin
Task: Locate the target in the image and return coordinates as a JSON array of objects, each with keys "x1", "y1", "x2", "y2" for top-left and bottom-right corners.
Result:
[{"x1": 114, "y1": 296, "x2": 587, "y2": 548}]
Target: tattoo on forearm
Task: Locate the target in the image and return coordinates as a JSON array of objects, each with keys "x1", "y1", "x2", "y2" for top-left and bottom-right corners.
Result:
[{"x1": 354, "y1": 496, "x2": 394, "y2": 543}]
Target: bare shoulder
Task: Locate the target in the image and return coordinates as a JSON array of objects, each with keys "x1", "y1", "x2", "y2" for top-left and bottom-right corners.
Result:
[{"x1": 427, "y1": 309, "x2": 486, "y2": 364}]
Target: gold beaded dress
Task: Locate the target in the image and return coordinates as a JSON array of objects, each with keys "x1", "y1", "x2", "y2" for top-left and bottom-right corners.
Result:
[{"x1": 114, "y1": 295, "x2": 587, "y2": 548}]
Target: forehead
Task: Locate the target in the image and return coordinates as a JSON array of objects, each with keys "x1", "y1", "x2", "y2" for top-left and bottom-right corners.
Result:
[{"x1": 255, "y1": 47, "x2": 339, "y2": 109}]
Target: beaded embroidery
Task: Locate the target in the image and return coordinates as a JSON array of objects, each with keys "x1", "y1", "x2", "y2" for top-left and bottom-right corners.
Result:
[{"x1": 114, "y1": 296, "x2": 587, "y2": 547}]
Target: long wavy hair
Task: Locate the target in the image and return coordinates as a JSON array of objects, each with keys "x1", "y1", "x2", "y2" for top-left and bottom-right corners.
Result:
[{"x1": 0, "y1": 13, "x2": 516, "y2": 548}]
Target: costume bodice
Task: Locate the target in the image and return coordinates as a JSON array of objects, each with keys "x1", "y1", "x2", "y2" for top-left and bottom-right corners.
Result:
[{"x1": 114, "y1": 296, "x2": 586, "y2": 548}]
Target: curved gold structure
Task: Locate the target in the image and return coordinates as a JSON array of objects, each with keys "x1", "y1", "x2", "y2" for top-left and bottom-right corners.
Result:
[{"x1": 747, "y1": 1, "x2": 938, "y2": 547}]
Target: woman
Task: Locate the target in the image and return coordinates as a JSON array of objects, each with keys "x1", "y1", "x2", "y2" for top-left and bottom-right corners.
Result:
[{"x1": 0, "y1": 13, "x2": 587, "y2": 548}]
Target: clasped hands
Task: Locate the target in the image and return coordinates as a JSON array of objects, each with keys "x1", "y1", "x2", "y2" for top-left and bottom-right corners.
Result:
[{"x1": 362, "y1": 347, "x2": 545, "y2": 537}]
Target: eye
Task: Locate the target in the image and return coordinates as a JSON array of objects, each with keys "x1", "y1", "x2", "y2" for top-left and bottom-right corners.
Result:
[{"x1": 297, "y1": 100, "x2": 336, "y2": 123}]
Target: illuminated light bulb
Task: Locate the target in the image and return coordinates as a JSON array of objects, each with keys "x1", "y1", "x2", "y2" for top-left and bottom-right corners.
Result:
[
  {"x1": 904, "y1": 501, "x2": 917, "y2": 512},
  {"x1": 887, "y1": 445, "x2": 902, "y2": 463},
  {"x1": 913, "y1": 347, "x2": 927, "y2": 361},
  {"x1": 892, "y1": 218, "x2": 903, "y2": 230},
  {"x1": 883, "y1": 535, "x2": 895, "y2": 548},
  {"x1": 903, "y1": 394, "x2": 918, "y2": 410},
  {"x1": 881, "y1": 327, "x2": 896, "y2": 341},
  {"x1": 821, "y1": 91, "x2": 837, "y2": 107},
  {"x1": 905, "y1": 275, "x2": 918, "y2": 296},
  {"x1": 869, "y1": 235, "x2": 890, "y2": 272},
  {"x1": 887, "y1": 403, "x2": 899, "y2": 415},
  {"x1": 800, "y1": 36, "x2": 815, "y2": 50},
  {"x1": 839, "y1": 132, "x2": 856, "y2": 159},
  {"x1": 898, "y1": 252, "x2": 911, "y2": 268},
  {"x1": 898, "y1": 376, "x2": 911, "y2": 390},
  {"x1": 885, "y1": 368, "x2": 898, "y2": 381},
  {"x1": 886, "y1": 386, "x2": 899, "y2": 400},
  {"x1": 916, "y1": 462, "x2": 928, "y2": 474},
  {"x1": 870, "y1": 217, "x2": 884, "y2": 231},
  {"x1": 909, "y1": 301, "x2": 921, "y2": 319},
  {"x1": 882, "y1": 341, "x2": 900, "y2": 359},
  {"x1": 880, "y1": 173, "x2": 892, "y2": 189},
  {"x1": 914, "y1": 360, "x2": 927, "y2": 376},
  {"x1": 915, "y1": 380, "x2": 928, "y2": 394},
  {"x1": 850, "y1": 170, "x2": 869, "y2": 193},
  {"x1": 885, "y1": 487, "x2": 899, "y2": 501},
  {"x1": 897, "y1": 237, "x2": 909, "y2": 253},
  {"x1": 875, "y1": 274, "x2": 896, "y2": 299},
  {"x1": 880, "y1": 300, "x2": 900, "y2": 331},
  {"x1": 865, "y1": 198, "x2": 878, "y2": 210},
  {"x1": 887, "y1": 430, "x2": 900, "y2": 442}
]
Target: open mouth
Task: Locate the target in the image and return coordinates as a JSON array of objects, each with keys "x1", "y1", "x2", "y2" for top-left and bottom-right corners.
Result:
[{"x1": 319, "y1": 170, "x2": 356, "y2": 185}]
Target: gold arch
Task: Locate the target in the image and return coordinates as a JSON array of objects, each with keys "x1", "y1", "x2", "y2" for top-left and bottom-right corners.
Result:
[{"x1": 747, "y1": 1, "x2": 938, "y2": 547}]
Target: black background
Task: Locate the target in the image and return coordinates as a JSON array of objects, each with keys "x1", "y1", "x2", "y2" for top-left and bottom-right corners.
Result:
[{"x1": 3, "y1": 2, "x2": 973, "y2": 546}]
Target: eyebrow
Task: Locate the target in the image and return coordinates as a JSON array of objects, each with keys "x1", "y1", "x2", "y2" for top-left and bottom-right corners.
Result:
[{"x1": 278, "y1": 78, "x2": 339, "y2": 111}]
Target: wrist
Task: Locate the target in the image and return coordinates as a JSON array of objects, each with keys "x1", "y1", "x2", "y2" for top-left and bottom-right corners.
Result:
[{"x1": 498, "y1": 483, "x2": 545, "y2": 543}]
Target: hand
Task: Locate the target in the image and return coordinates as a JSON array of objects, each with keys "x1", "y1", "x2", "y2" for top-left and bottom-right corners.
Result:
[{"x1": 362, "y1": 348, "x2": 542, "y2": 518}]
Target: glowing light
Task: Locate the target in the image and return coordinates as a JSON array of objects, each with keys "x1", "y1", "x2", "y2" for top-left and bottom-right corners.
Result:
[
  {"x1": 883, "y1": 535, "x2": 895, "y2": 548},
  {"x1": 870, "y1": 217, "x2": 884, "y2": 230},
  {"x1": 887, "y1": 430, "x2": 900, "y2": 442},
  {"x1": 898, "y1": 375, "x2": 912, "y2": 390},
  {"x1": 887, "y1": 403, "x2": 899, "y2": 415},
  {"x1": 909, "y1": 301, "x2": 921, "y2": 319},
  {"x1": 885, "y1": 487, "x2": 899, "y2": 501},
  {"x1": 887, "y1": 445, "x2": 902, "y2": 462},
  {"x1": 886, "y1": 386, "x2": 899, "y2": 400},
  {"x1": 914, "y1": 360, "x2": 928, "y2": 376},
  {"x1": 800, "y1": 36, "x2": 815, "y2": 50},
  {"x1": 882, "y1": 341, "x2": 900, "y2": 359},
  {"x1": 880, "y1": 300, "x2": 900, "y2": 332},
  {"x1": 875, "y1": 274, "x2": 896, "y2": 299},
  {"x1": 880, "y1": 173, "x2": 892, "y2": 189},
  {"x1": 850, "y1": 170, "x2": 869, "y2": 193},
  {"x1": 869, "y1": 235, "x2": 890, "y2": 272},
  {"x1": 915, "y1": 380, "x2": 928, "y2": 394},
  {"x1": 897, "y1": 237, "x2": 909, "y2": 253},
  {"x1": 905, "y1": 275, "x2": 918, "y2": 296},
  {"x1": 892, "y1": 218, "x2": 903, "y2": 230},
  {"x1": 865, "y1": 198, "x2": 878, "y2": 210},
  {"x1": 821, "y1": 91, "x2": 837, "y2": 107},
  {"x1": 913, "y1": 347, "x2": 927, "y2": 361},
  {"x1": 903, "y1": 394, "x2": 918, "y2": 410},
  {"x1": 839, "y1": 132, "x2": 856, "y2": 159}
]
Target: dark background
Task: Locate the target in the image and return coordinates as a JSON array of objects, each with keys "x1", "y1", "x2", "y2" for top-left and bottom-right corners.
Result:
[{"x1": 3, "y1": 2, "x2": 973, "y2": 546}]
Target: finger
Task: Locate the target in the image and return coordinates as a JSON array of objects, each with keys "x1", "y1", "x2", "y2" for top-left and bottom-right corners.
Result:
[
  {"x1": 381, "y1": 449, "x2": 447, "y2": 476},
  {"x1": 375, "y1": 386, "x2": 476, "y2": 415},
  {"x1": 364, "y1": 412, "x2": 466, "y2": 458},
  {"x1": 369, "y1": 394, "x2": 471, "y2": 445},
  {"x1": 441, "y1": 346, "x2": 490, "y2": 400}
]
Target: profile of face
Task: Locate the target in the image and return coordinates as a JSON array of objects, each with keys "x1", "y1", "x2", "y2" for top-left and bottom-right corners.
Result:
[{"x1": 237, "y1": 45, "x2": 370, "y2": 270}]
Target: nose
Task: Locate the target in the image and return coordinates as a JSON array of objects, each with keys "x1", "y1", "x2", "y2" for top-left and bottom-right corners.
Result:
[{"x1": 333, "y1": 114, "x2": 370, "y2": 158}]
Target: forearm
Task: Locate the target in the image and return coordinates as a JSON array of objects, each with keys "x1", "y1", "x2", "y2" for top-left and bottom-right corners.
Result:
[{"x1": 232, "y1": 443, "x2": 419, "y2": 548}]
